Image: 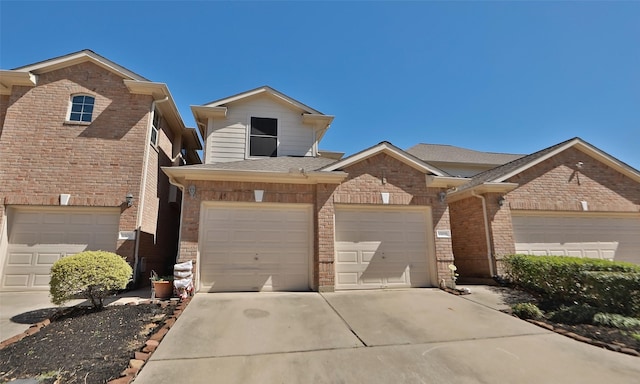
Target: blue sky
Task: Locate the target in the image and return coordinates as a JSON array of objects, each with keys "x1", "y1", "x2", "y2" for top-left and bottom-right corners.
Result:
[{"x1": 1, "y1": 1, "x2": 639, "y2": 169}]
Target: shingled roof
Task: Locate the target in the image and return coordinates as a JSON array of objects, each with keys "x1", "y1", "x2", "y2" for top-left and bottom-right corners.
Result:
[
  {"x1": 180, "y1": 156, "x2": 337, "y2": 173},
  {"x1": 407, "y1": 143, "x2": 524, "y2": 166}
]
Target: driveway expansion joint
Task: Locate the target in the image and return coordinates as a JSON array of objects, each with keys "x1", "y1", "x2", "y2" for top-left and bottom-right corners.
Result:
[{"x1": 319, "y1": 292, "x2": 368, "y2": 347}]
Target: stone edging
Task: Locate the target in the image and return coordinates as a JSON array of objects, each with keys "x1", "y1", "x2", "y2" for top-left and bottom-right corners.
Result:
[
  {"x1": 438, "y1": 287, "x2": 639, "y2": 359},
  {"x1": 107, "y1": 297, "x2": 192, "y2": 384},
  {"x1": 526, "y1": 319, "x2": 640, "y2": 358},
  {"x1": 0, "y1": 296, "x2": 192, "y2": 383}
]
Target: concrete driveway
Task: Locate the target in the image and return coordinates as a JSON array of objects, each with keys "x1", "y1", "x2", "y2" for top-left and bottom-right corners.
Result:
[{"x1": 135, "y1": 289, "x2": 640, "y2": 384}]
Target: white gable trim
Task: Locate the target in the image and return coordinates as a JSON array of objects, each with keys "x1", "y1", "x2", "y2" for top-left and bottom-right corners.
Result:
[
  {"x1": 203, "y1": 86, "x2": 323, "y2": 115},
  {"x1": 494, "y1": 138, "x2": 640, "y2": 183},
  {"x1": 15, "y1": 50, "x2": 146, "y2": 81},
  {"x1": 0, "y1": 70, "x2": 37, "y2": 95},
  {"x1": 321, "y1": 142, "x2": 446, "y2": 175}
]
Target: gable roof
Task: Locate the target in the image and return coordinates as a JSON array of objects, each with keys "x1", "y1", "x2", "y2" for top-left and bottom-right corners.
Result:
[
  {"x1": 407, "y1": 143, "x2": 524, "y2": 166},
  {"x1": 454, "y1": 137, "x2": 640, "y2": 194},
  {"x1": 321, "y1": 141, "x2": 447, "y2": 176},
  {"x1": 2, "y1": 50, "x2": 202, "y2": 159},
  {"x1": 192, "y1": 85, "x2": 335, "y2": 142},
  {"x1": 11, "y1": 49, "x2": 148, "y2": 81},
  {"x1": 203, "y1": 85, "x2": 323, "y2": 114}
]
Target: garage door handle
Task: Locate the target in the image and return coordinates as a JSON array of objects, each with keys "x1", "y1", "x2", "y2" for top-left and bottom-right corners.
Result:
[
  {"x1": 254, "y1": 256, "x2": 259, "y2": 260},
  {"x1": 382, "y1": 256, "x2": 386, "y2": 259}
]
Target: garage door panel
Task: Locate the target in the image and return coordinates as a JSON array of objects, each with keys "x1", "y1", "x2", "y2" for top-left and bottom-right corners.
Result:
[
  {"x1": 2, "y1": 209, "x2": 119, "y2": 291},
  {"x1": 200, "y1": 204, "x2": 311, "y2": 292},
  {"x1": 335, "y1": 208, "x2": 431, "y2": 290},
  {"x1": 7, "y1": 253, "x2": 32, "y2": 265},
  {"x1": 513, "y1": 215, "x2": 639, "y2": 264}
]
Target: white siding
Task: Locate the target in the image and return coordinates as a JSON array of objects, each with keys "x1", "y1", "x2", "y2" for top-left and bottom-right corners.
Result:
[{"x1": 205, "y1": 97, "x2": 316, "y2": 164}]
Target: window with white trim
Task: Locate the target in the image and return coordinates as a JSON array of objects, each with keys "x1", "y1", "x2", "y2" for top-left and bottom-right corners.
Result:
[
  {"x1": 151, "y1": 109, "x2": 160, "y2": 146},
  {"x1": 249, "y1": 117, "x2": 277, "y2": 157},
  {"x1": 68, "y1": 95, "x2": 95, "y2": 122}
]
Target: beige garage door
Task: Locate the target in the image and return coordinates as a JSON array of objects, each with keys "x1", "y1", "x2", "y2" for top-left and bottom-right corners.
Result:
[
  {"x1": 199, "y1": 204, "x2": 311, "y2": 292},
  {"x1": 335, "y1": 207, "x2": 432, "y2": 290},
  {"x1": 512, "y1": 214, "x2": 640, "y2": 264},
  {"x1": 1, "y1": 207, "x2": 120, "y2": 291}
]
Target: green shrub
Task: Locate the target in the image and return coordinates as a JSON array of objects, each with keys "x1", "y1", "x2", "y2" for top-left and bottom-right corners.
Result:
[
  {"x1": 580, "y1": 271, "x2": 640, "y2": 317},
  {"x1": 502, "y1": 254, "x2": 640, "y2": 316},
  {"x1": 592, "y1": 313, "x2": 640, "y2": 329},
  {"x1": 512, "y1": 302, "x2": 543, "y2": 320},
  {"x1": 50, "y1": 251, "x2": 132, "y2": 309},
  {"x1": 548, "y1": 304, "x2": 599, "y2": 325}
]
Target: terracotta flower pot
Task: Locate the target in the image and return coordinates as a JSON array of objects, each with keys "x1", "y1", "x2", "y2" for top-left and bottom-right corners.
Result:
[{"x1": 153, "y1": 281, "x2": 173, "y2": 299}]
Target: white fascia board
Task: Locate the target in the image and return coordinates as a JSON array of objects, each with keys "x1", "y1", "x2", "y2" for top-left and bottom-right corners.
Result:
[
  {"x1": 447, "y1": 182, "x2": 519, "y2": 203},
  {"x1": 204, "y1": 86, "x2": 323, "y2": 115},
  {"x1": 19, "y1": 51, "x2": 144, "y2": 80},
  {"x1": 191, "y1": 105, "x2": 227, "y2": 123},
  {"x1": 425, "y1": 175, "x2": 471, "y2": 188},
  {"x1": 124, "y1": 80, "x2": 187, "y2": 135},
  {"x1": 493, "y1": 138, "x2": 640, "y2": 184},
  {"x1": 0, "y1": 71, "x2": 37, "y2": 94},
  {"x1": 322, "y1": 143, "x2": 445, "y2": 175},
  {"x1": 162, "y1": 167, "x2": 348, "y2": 185}
]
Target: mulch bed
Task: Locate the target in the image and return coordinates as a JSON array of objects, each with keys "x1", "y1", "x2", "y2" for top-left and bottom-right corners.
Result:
[{"x1": 0, "y1": 301, "x2": 178, "y2": 383}]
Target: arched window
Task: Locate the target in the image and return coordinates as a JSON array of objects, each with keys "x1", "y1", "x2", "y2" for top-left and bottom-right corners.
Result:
[{"x1": 68, "y1": 95, "x2": 95, "y2": 122}]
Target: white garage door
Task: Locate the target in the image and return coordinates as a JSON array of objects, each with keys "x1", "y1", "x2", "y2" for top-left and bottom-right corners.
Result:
[
  {"x1": 199, "y1": 204, "x2": 311, "y2": 292},
  {"x1": 2, "y1": 207, "x2": 120, "y2": 291},
  {"x1": 335, "y1": 207, "x2": 432, "y2": 290},
  {"x1": 512, "y1": 214, "x2": 640, "y2": 264}
]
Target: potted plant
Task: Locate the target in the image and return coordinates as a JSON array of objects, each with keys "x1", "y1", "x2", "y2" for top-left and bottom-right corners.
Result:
[{"x1": 150, "y1": 271, "x2": 174, "y2": 299}]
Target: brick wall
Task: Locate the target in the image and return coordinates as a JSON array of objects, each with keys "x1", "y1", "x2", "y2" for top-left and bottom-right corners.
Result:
[
  {"x1": 450, "y1": 147, "x2": 640, "y2": 278},
  {"x1": 0, "y1": 94, "x2": 9, "y2": 135},
  {"x1": 0, "y1": 61, "x2": 182, "y2": 283},
  {"x1": 176, "y1": 153, "x2": 453, "y2": 291},
  {"x1": 449, "y1": 197, "x2": 491, "y2": 277},
  {"x1": 506, "y1": 147, "x2": 640, "y2": 211},
  {"x1": 329, "y1": 153, "x2": 452, "y2": 288}
]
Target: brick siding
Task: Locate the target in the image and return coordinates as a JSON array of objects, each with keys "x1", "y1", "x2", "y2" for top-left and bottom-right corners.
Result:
[
  {"x1": 178, "y1": 152, "x2": 453, "y2": 291},
  {"x1": 451, "y1": 146, "x2": 640, "y2": 278},
  {"x1": 0, "y1": 61, "x2": 182, "y2": 285}
]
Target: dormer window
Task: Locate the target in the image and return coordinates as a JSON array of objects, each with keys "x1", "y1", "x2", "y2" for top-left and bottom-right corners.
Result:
[
  {"x1": 68, "y1": 95, "x2": 95, "y2": 122},
  {"x1": 250, "y1": 117, "x2": 277, "y2": 157}
]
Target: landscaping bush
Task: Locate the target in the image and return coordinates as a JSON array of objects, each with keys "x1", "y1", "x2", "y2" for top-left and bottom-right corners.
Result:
[
  {"x1": 592, "y1": 313, "x2": 640, "y2": 329},
  {"x1": 502, "y1": 254, "x2": 640, "y2": 316},
  {"x1": 511, "y1": 302, "x2": 543, "y2": 320},
  {"x1": 50, "y1": 251, "x2": 132, "y2": 309},
  {"x1": 548, "y1": 304, "x2": 599, "y2": 325},
  {"x1": 580, "y1": 271, "x2": 640, "y2": 317}
]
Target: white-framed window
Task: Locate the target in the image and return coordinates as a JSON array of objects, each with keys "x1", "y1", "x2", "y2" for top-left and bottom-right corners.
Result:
[
  {"x1": 249, "y1": 117, "x2": 277, "y2": 157},
  {"x1": 68, "y1": 94, "x2": 95, "y2": 122},
  {"x1": 151, "y1": 109, "x2": 160, "y2": 146}
]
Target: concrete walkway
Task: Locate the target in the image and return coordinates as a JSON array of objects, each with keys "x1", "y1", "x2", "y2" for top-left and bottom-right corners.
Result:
[
  {"x1": 0, "y1": 288, "x2": 153, "y2": 342},
  {"x1": 135, "y1": 289, "x2": 640, "y2": 384}
]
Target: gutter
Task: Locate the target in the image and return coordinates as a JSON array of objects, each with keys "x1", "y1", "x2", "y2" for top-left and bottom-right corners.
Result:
[{"x1": 472, "y1": 190, "x2": 495, "y2": 277}]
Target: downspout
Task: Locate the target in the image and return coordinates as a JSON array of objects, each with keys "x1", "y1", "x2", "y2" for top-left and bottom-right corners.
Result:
[
  {"x1": 472, "y1": 190, "x2": 495, "y2": 277},
  {"x1": 132, "y1": 96, "x2": 169, "y2": 285}
]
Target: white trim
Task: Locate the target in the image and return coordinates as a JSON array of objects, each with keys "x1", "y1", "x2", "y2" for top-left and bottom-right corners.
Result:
[
  {"x1": 495, "y1": 138, "x2": 640, "y2": 183},
  {"x1": 322, "y1": 142, "x2": 445, "y2": 175},
  {"x1": 246, "y1": 115, "x2": 279, "y2": 159},
  {"x1": 510, "y1": 210, "x2": 640, "y2": 219},
  {"x1": 204, "y1": 86, "x2": 323, "y2": 115},
  {"x1": 17, "y1": 50, "x2": 144, "y2": 80}
]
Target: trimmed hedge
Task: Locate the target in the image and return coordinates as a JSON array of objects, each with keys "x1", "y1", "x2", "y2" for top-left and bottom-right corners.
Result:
[
  {"x1": 50, "y1": 251, "x2": 133, "y2": 309},
  {"x1": 503, "y1": 254, "x2": 640, "y2": 317}
]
